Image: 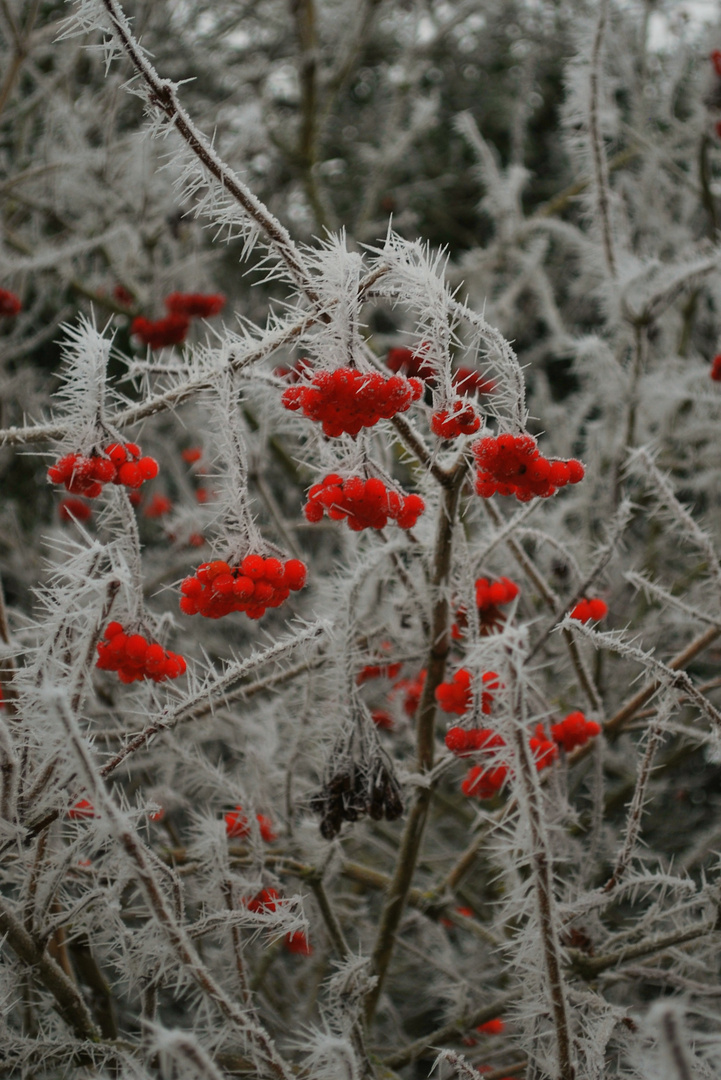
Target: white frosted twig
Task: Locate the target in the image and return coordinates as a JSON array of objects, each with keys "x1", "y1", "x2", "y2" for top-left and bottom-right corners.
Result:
[
  {"x1": 625, "y1": 570, "x2": 721, "y2": 629},
  {"x1": 564, "y1": 618, "x2": 721, "y2": 733},
  {"x1": 54, "y1": 695, "x2": 295, "y2": 1080},
  {"x1": 627, "y1": 448, "x2": 721, "y2": 589},
  {"x1": 589, "y1": 0, "x2": 616, "y2": 278},
  {"x1": 99, "y1": 618, "x2": 330, "y2": 777}
]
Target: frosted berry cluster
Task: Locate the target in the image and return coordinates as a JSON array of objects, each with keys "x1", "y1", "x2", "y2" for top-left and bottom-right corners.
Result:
[
  {"x1": 550, "y1": 711, "x2": 601, "y2": 752},
  {"x1": 435, "y1": 668, "x2": 499, "y2": 715},
  {"x1": 445, "y1": 726, "x2": 505, "y2": 755},
  {"x1": 431, "y1": 401, "x2": 481, "y2": 438},
  {"x1": 240, "y1": 888, "x2": 312, "y2": 953},
  {"x1": 48, "y1": 442, "x2": 158, "y2": 498},
  {"x1": 458, "y1": 725, "x2": 558, "y2": 801},
  {"x1": 386, "y1": 345, "x2": 436, "y2": 383},
  {"x1": 453, "y1": 366, "x2": 495, "y2": 396},
  {"x1": 179, "y1": 556, "x2": 307, "y2": 620},
  {"x1": 245, "y1": 887, "x2": 280, "y2": 912},
  {"x1": 393, "y1": 669, "x2": 426, "y2": 717},
  {"x1": 131, "y1": 313, "x2": 191, "y2": 349},
  {"x1": 570, "y1": 597, "x2": 608, "y2": 622},
  {"x1": 304, "y1": 474, "x2": 425, "y2": 531},
  {"x1": 461, "y1": 763, "x2": 509, "y2": 800},
  {"x1": 96, "y1": 623, "x2": 186, "y2": 683},
  {"x1": 356, "y1": 660, "x2": 402, "y2": 685},
  {"x1": 224, "y1": 807, "x2": 277, "y2": 842},
  {"x1": 472, "y1": 434, "x2": 584, "y2": 501},
  {"x1": 453, "y1": 575, "x2": 520, "y2": 639},
  {"x1": 711, "y1": 354, "x2": 721, "y2": 382},
  {"x1": 131, "y1": 292, "x2": 226, "y2": 349},
  {"x1": 476, "y1": 576, "x2": 520, "y2": 609},
  {"x1": 282, "y1": 367, "x2": 423, "y2": 437},
  {"x1": 164, "y1": 292, "x2": 225, "y2": 317}
]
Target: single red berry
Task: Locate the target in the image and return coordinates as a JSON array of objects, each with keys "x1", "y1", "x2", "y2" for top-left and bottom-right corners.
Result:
[
  {"x1": 283, "y1": 559, "x2": 307, "y2": 590},
  {"x1": 256, "y1": 814, "x2": 277, "y2": 843},
  {"x1": 246, "y1": 888, "x2": 281, "y2": 913},
  {"x1": 68, "y1": 798, "x2": 96, "y2": 819},
  {"x1": 477, "y1": 1018, "x2": 505, "y2": 1035},
  {"x1": 284, "y1": 930, "x2": 312, "y2": 955},
  {"x1": 117, "y1": 462, "x2": 142, "y2": 488},
  {"x1": 225, "y1": 807, "x2": 250, "y2": 838},
  {"x1": 58, "y1": 497, "x2": 92, "y2": 522},
  {"x1": 0, "y1": 289, "x2": 22, "y2": 317}
]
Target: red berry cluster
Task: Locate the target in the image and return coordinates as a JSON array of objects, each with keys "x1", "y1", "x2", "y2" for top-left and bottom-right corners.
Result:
[
  {"x1": 275, "y1": 357, "x2": 313, "y2": 382},
  {"x1": 356, "y1": 660, "x2": 403, "y2": 685},
  {"x1": 0, "y1": 288, "x2": 22, "y2": 317},
  {"x1": 431, "y1": 401, "x2": 481, "y2": 438},
  {"x1": 96, "y1": 623, "x2": 186, "y2": 683},
  {"x1": 58, "y1": 497, "x2": 92, "y2": 522},
  {"x1": 550, "y1": 711, "x2": 601, "y2": 752},
  {"x1": 711, "y1": 355, "x2": 721, "y2": 381},
  {"x1": 472, "y1": 434, "x2": 584, "y2": 501},
  {"x1": 245, "y1": 887, "x2": 280, "y2": 912},
  {"x1": 371, "y1": 709, "x2": 395, "y2": 730},
  {"x1": 453, "y1": 576, "x2": 520, "y2": 639},
  {"x1": 452, "y1": 366, "x2": 495, "y2": 396},
  {"x1": 476, "y1": 576, "x2": 520, "y2": 609},
  {"x1": 48, "y1": 443, "x2": 159, "y2": 498},
  {"x1": 143, "y1": 494, "x2": 173, "y2": 518},
  {"x1": 569, "y1": 597, "x2": 608, "y2": 622},
  {"x1": 461, "y1": 763, "x2": 509, "y2": 800},
  {"x1": 457, "y1": 725, "x2": 557, "y2": 801},
  {"x1": 393, "y1": 669, "x2": 426, "y2": 717},
  {"x1": 530, "y1": 726, "x2": 559, "y2": 770},
  {"x1": 225, "y1": 807, "x2": 277, "y2": 842},
  {"x1": 164, "y1": 292, "x2": 225, "y2": 318},
  {"x1": 131, "y1": 313, "x2": 191, "y2": 349},
  {"x1": 386, "y1": 345, "x2": 436, "y2": 383},
  {"x1": 445, "y1": 726, "x2": 505, "y2": 755},
  {"x1": 282, "y1": 368, "x2": 423, "y2": 437},
  {"x1": 304, "y1": 474, "x2": 425, "y2": 531},
  {"x1": 180, "y1": 556, "x2": 307, "y2": 620},
  {"x1": 435, "y1": 669, "x2": 499, "y2": 716}
]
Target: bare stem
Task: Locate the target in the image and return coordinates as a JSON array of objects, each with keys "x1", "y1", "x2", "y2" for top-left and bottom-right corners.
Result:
[
  {"x1": 589, "y1": 0, "x2": 616, "y2": 278},
  {"x1": 364, "y1": 459, "x2": 468, "y2": 1026}
]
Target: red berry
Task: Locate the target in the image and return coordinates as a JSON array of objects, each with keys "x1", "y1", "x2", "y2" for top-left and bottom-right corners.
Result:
[
  {"x1": 284, "y1": 930, "x2": 312, "y2": 955},
  {"x1": 0, "y1": 289, "x2": 22, "y2": 317},
  {"x1": 242, "y1": 554, "x2": 266, "y2": 580},
  {"x1": 138, "y1": 457, "x2": 159, "y2": 480},
  {"x1": 117, "y1": 462, "x2": 142, "y2": 488},
  {"x1": 225, "y1": 807, "x2": 250, "y2": 838},
  {"x1": 68, "y1": 798, "x2": 96, "y2": 819},
  {"x1": 283, "y1": 559, "x2": 307, "y2": 590}
]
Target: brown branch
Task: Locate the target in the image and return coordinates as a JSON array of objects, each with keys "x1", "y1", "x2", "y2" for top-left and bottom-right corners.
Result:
[
  {"x1": 0, "y1": 896, "x2": 99, "y2": 1040},
  {"x1": 381, "y1": 992, "x2": 516, "y2": 1069},
  {"x1": 364, "y1": 459, "x2": 469, "y2": 1026},
  {"x1": 568, "y1": 917, "x2": 718, "y2": 980}
]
